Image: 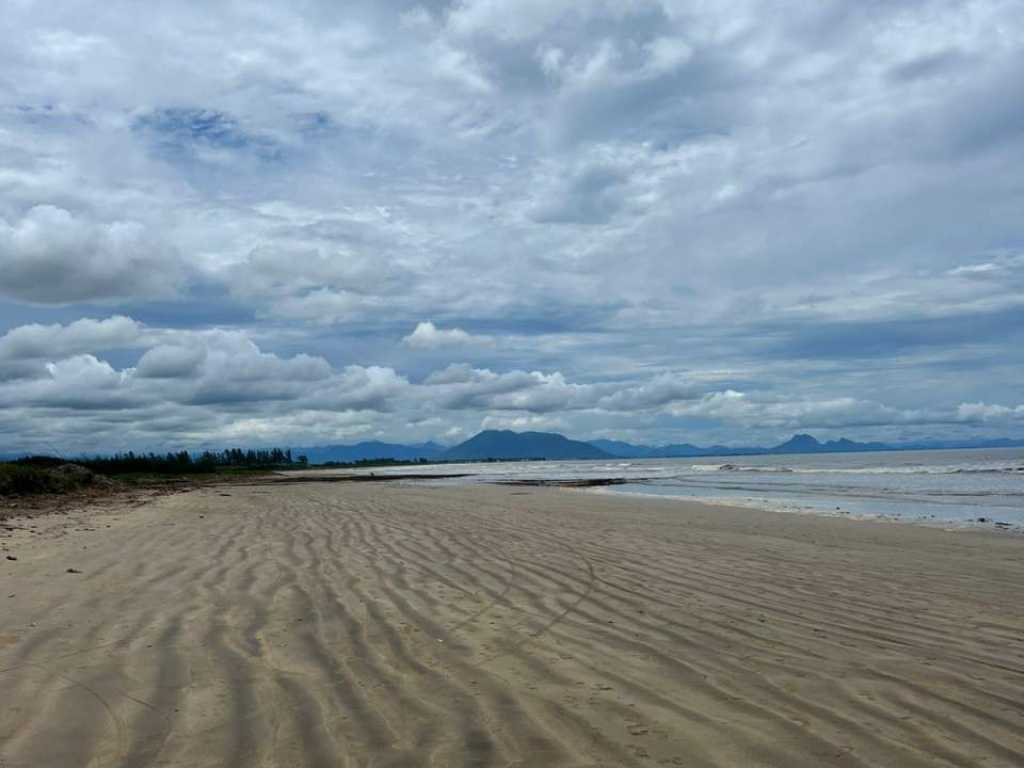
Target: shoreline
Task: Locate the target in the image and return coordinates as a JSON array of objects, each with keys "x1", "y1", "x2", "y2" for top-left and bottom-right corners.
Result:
[
  {"x1": 584, "y1": 483, "x2": 1024, "y2": 534},
  {"x1": 298, "y1": 446, "x2": 1024, "y2": 534}
]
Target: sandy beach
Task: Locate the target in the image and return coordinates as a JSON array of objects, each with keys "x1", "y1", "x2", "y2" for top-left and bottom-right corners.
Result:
[{"x1": 1, "y1": 480, "x2": 1022, "y2": 767}]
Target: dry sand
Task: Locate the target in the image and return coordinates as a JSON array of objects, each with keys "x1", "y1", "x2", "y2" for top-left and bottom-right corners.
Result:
[{"x1": 1, "y1": 480, "x2": 1022, "y2": 767}]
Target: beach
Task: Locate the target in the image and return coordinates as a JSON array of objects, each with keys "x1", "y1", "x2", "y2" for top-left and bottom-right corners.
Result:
[{"x1": 2, "y1": 479, "x2": 1023, "y2": 767}]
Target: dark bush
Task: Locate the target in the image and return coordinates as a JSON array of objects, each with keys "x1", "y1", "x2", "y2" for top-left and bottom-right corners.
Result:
[{"x1": 0, "y1": 463, "x2": 97, "y2": 496}]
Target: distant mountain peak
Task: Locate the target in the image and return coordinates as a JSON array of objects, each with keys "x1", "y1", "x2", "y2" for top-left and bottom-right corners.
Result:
[
  {"x1": 773, "y1": 434, "x2": 823, "y2": 452},
  {"x1": 444, "y1": 430, "x2": 611, "y2": 461}
]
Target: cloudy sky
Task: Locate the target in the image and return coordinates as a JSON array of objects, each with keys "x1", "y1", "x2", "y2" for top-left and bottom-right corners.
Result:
[{"x1": 1, "y1": 0, "x2": 1023, "y2": 453}]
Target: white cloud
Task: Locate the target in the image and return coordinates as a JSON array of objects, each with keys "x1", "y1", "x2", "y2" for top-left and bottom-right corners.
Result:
[
  {"x1": 597, "y1": 373, "x2": 703, "y2": 411},
  {"x1": 0, "y1": 206, "x2": 184, "y2": 303},
  {"x1": 669, "y1": 391, "x2": 935, "y2": 430},
  {"x1": 312, "y1": 365, "x2": 411, "y2": 412},
  {"x1": 0, "y1": 316, "x2": 143, "y2": 360},
  {"x1": 3, "y1": 354, "x2": 143, "y2": 411},
  {"x1": 180, "y1": 332, "x2": 334, "y2": 405},
  {"x1": 947, "y1": 252, "x2": 1024, "y2": 279},
  {"x1": 0, "y1": 310, "x2": 1017, "y2": 452},
  {"x1": 957, "y1": 402, "x2": 1024, "y2": 423},
  {"x1": 480, "y1": 413, "x2": 567, "y2": 432},
  {"x1": 643, "y1": 36, "x2": 694, "y2": 77},
  {"x1": 270, "y1": 290, "x2": 385, "y2": 325},
  {"x1": 403, "y1": 321, "x2": 492, "y2": 349},
  {"x1": 422, "y1": 364, "x2": 596, "y2": 413}
]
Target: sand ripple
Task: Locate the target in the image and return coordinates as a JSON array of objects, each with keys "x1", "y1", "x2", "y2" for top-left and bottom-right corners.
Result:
[{"x1": 1, "y1": 482, "x2": 1022, "y2": 766}]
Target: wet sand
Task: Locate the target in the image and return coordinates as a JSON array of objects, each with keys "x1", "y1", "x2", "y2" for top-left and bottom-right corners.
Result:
[{"x1": 1, "y1": 481, "x2": 1022, "y2": 767}]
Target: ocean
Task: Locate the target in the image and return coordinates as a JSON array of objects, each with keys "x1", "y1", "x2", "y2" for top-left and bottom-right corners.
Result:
[{"x1": 365, "y1": 447, "x2": 1024, "y2": 531}]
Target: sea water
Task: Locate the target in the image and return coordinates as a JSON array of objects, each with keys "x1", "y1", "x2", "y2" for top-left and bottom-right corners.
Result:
[{"x1": 366, "y1": 447, "x2": 1024, "y2": 530}]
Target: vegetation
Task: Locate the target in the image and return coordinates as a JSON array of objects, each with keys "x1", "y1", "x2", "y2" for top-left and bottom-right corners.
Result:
[
  {"x1": 0, "y1": 462, "x2": 101, "y2": 496},
  {"x1": 1, "y1": 447, "x2": 303, "y2": 497},
  {"x1": 11, "y1": 447, "x2": 299, "y2": 476},
  {"x1": 318, "y1": 457, "x2": 434, "y2": 468}
]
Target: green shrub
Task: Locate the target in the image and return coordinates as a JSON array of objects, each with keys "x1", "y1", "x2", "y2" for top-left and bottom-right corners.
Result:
[{"x1": 0, "y1": 463, "x2": 97, "y2": 496}]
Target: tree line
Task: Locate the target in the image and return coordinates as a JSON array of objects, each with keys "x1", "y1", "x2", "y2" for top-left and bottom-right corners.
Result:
[{"x1": 12, "y1": 447, "x2": 307, "y2": 476}]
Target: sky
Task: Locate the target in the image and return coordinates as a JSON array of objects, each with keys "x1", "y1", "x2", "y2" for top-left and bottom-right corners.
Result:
[{"x1": 1, "y1": 0, "x2": 1023, "y2": 453}]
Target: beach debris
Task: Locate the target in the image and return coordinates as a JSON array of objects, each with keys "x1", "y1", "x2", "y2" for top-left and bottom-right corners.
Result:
[
  {"x1": 627, "y1": 723, "x2": 650, "y2": 736},
  {"x1": 66, "y1": 567, "x2": 82, "y2": 574},
  {"x1": 6, "y1": 555, "x2": 16, "y2": 560}
]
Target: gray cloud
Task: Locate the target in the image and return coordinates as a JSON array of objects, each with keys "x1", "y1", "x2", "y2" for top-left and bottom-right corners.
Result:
[
  {"x1": 135, "y1": 345, "x2": 207, "y2": 379},
  {"x1": 0, "y1": 314, "x2": 1019, "y2": 452},
  {"x1": 0, "y1": 207, "x2": 184, "y2": 304},
  {"x1": 0, "y1": 1, "x2": 1022, "y2": 448},
  {"x1": 0, "y1": 315, "x2": 143, "y2": 361},
  {"x1": 531, "y1": 164, "x2": 631, "y2": 225},
  {"x1": 886, "y1": 48, "x2": 974, "y2": 83}
]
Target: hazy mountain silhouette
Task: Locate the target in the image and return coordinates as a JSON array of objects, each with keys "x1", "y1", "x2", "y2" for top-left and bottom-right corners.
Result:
[
  {"x1": 590, "y1": 433, "x2": 1023, "y2": 458},
  {"x1": 287, "y1": 431, "x2": 1024, "y2": 465},
  {"x1": 443, "y1": 430, "x2": 611, "y2": 460}
]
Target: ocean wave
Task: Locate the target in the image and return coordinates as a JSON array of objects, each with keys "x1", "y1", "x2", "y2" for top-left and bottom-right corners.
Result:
[{"x1": 688, "y1": 463, "x2": 1024, "y2": 476}]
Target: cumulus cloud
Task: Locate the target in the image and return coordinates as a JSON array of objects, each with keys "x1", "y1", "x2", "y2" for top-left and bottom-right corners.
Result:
[
  {"x1": 957, "y1": 402, "x2": 1024, "y2": 423},
  {"x1": 0, "y1": 325, "x2": 413, "y2": 450},
  {"x1": 597, "y1": 372, "x2": 703, "y2": 411},
  {"x1": 135, "y1": 345, "x2": 207, "y2": 379},
  {"x1": 403, "y1": 321, "x2": 492, "y2": 349},
  {"x1": 176, "y1": 332, "x2": 335, "y2": 406},
  {"x1": 0, "y1": 207, "x2": 184, "y2": 303},
  {"x1": 0, "y1": 309, "x2": 1017, "y2": 452},
  {"x1": 312, "y1": 365, "x2": 411, "y2": 412},
  {"x1": 0, "y1": 316, "x2": 148, "y2": 383},
  {"x1": 422, "y1": 364, "x2": 596, "y2": 413},
  {"x1": 1, "y1": 355, "x2": 142, "y2": 411},
  {"x1": 0, "y1": 316, "x2": 143, "y2": 361}
]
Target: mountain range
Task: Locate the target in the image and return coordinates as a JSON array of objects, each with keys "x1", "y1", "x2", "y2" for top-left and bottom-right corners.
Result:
[
  {"x1": 293, "y1": 430, "x2": 1024, "y2": 464},
  {"x1": 295, "y1": 431, "x2": 606, "y2": 463},
  {"x1": 593, "y1": 434, "x2": 890, "y2": 459}
]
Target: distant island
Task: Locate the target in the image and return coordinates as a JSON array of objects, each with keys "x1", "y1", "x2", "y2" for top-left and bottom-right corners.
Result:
[{"x1": 292, "y1": 430, "x2": 1024, "y2": 465}]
